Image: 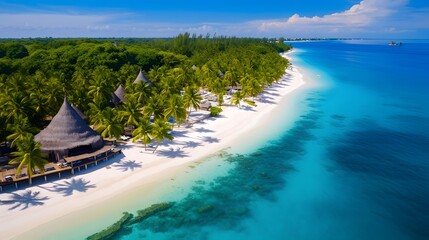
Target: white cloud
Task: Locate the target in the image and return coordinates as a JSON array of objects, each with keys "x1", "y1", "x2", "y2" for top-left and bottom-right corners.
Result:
[
  {"x1": 255, "y1": 0, "x2": 410, "y2": 36},
  {"x1": 0, "y1": 0, "x2": 428, "y2": 38},
  {"x1": 87, "y1": 25, "x2": 110, "y2": 31}
]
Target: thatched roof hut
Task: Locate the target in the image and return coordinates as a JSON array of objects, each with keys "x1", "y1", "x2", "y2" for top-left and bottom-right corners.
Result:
[
  {"x1": 134, "y1": 69, "x2": 153, "y2": 86},
  {"x1": 114, "y1": 84, "x2": 126, "y2": 103},
  {"x1": 71, "y1": 104, "x2": 87, "y2": 120},
  {"x1": 111, "y1": 93, "x2": 121, "y2": 106},
  {"x1": 34, "y1": 97, "x2": 103, "y2": 153}
]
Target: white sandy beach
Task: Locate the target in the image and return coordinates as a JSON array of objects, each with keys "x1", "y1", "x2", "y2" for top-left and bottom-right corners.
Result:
[{"x1": 0, "y1": 52, "x2": 305, "y2": 240}]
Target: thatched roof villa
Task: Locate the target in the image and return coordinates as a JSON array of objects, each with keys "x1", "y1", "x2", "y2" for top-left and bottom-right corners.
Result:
[
  {"x1": 34, "y1": 97, "x2": 103, "y2": 160},
  {"x1": 134, "y1": 69, "x2": 154, "y2": 86},
  {"x1": 112, "y1": 69, "x2": 153, "y2": 106},
  {"x1": 114, "y1": 84, "x2": 126, "y2": 103},
  {"x1": 0, "y1": 98, "x2": 123, "y2": 189},
  {"x1": 112, "y1": 84, "x2": 126, "y2": 106},
  {"x1": 71, "y1": 103, "x2": 87, "y2": 120}
]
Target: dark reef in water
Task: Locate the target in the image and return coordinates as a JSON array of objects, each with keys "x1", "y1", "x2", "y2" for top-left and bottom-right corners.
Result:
[
  {"x1": 88, "y1": 95, "x2": 323, "y2": 239},
  {"x1": 87, "y1": 212, "x2": 134, "y2": 240}
]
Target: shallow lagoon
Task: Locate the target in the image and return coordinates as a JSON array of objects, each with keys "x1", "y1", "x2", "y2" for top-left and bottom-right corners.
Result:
[
  {"x1": 27, "y1": 40, "x2": 429, "y2": 240},
  {"x1": 117, "y1": 40, "x2": 429, "y2": 240}
]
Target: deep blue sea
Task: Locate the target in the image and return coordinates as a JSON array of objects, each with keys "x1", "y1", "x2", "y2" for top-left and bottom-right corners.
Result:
[{"x1": 92, "y1": 40, "x2": 429, "y2": 240}]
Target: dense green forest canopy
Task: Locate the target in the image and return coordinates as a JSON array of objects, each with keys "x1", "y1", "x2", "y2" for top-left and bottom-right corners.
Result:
[{"x1": 0, "y1": 33, "x2": 291, "y2": 144}]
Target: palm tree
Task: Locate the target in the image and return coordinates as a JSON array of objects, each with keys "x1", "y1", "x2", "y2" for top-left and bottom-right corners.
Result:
[
  {"x1": 148, "y1": 65, "x2": 168, "y2": 85},
  {"x1": 69, "y1": 88, "x2": 91, "y2": 114},
  {"x1": 118, "y1": 95, "x2": 142, "y2": 129},
  {"x1": 54, "y1": 72, "x2": 72, "y2": 94},
  {"x1": 181, "y1": 66, "x2": 195, "y2": 88},
  {"x1": 44, "y1": 82, "x2": 64, "y2": 116},
  {"x1": 230, "y1": 91, "x2": 243, "y2": 108},
  {"x1": 209, "y1": 79, "x2": 226, "y2": 106},
  {"x1": 2, "y1": 92, "x2": 31, "y2": 123},
  {"x1": 88, "y1": 83, "x2": 106, "y2": 105},
  {"x1": 131, "y1": 81, "x2": 152, "y2": 104},
  {"x1": 164, "y1": 94, "x2": 187, "y2": 128},
  {"x1": 224, "y1": 70, "x2": 238, "y2": 88},
  {"x1": 96, "y1": 107, "x2": 123, "y2": 140},
  {"x1": 6, "y1": 116, "x2": 39, "y2": 147},
  {"x1": 88, "y1": 66, "x2": 114, "y2": 106},
  {"x1": 183, "y1": 86, "x2": 202, "y2": 121},
  {"x1": 172, "y1": 66, "x2": 194, "y2": 88},
  {"x1": 9, "y1": 137, "x2": 48, "y2": 185},
  {"x1": 150, "y1": 120, "x2": 173, "y2": 153},
  {"x1": 132, "y1": 118, "x2": 153, "y2": 150},
  {"x1": 5, "y1": 74, "x2": 26, "y2": 94},
  {"x1": 242, "y1": 76, "x2": 263, "y2": 100},
  {"x1": 88, "y1": 102, "x2": 105, "y2": 126},
  {"x1": 29, "y1": 71, "x2": 51, "y2": 117},
  {"x1": 29, "y1": 92, "x2": 48, "y2": 118},
  {"x1": 141, "y1": 96, "x2": 165, "y2": 121},
  {"x1": 198, "y1": 64, "x2": 214, "y2": 88},
  {"x1": 158, "y1": 74, "x2": 177, "y2": 96}
]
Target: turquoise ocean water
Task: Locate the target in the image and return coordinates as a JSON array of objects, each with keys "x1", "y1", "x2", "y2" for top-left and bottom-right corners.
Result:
[{"x1": 89, "y1": 40, "x2": 429, "y2": 240}]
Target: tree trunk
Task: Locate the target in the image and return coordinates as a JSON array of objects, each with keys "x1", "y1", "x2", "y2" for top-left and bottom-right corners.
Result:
[
  {"x1": 187, "y1": 107, "x2": 192, "y2": 121},
  {"x1": 153, "y1": 141, "x2": 160, "y2": 153},
  {"x1": 29, "y1": 177, "x2": 32, "y2": 186}
]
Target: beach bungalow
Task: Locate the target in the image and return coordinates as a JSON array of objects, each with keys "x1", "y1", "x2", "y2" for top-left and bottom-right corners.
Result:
[
  {"x1": 114, "y1": 85, "x2": 126, "y2": 103},
  {"x1": 111, "y1": 84, "x2": 126, "y2": 106},
  {"x1": 112, "y1": 68, "x2": 153, "y2": 106},
  {"x1": 1, "y1": 99, "x2": 120, "y2": 190},
  {"x1": 34, "y1": 97, "x2": 104, "y2": 161},
  {"x1": 71, "y1": 103, "x2": 87, "y2": 120},
  {"x1": 134, "y1": 69, "x2": 154, "y2": 86}
]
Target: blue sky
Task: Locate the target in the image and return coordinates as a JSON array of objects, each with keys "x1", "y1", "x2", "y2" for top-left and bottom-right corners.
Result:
[{"x1": 0, "y1": 0, "x2": 428, "y2": 38}]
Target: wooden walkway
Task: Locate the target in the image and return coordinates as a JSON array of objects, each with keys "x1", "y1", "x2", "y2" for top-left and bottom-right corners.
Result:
[{"x1": 0, "y1": 146, "x2": 122, "y2": 192}]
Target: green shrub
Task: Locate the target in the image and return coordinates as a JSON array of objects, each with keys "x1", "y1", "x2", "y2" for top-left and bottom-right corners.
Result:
[{"x1": 210, "y1": 106, "x2": 223, "y2": 117}]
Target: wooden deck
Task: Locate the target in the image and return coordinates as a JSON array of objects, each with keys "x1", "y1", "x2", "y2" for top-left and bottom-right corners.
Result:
[
  {"x1": 0, "y1": 146, "x2": 122, "y2": 190},
  {"x1": 65, "y1": 145, "x2": 116, "y2": 164},
  {"x1": 0, "y1": 162, "x2": 64, "y2": 183}
]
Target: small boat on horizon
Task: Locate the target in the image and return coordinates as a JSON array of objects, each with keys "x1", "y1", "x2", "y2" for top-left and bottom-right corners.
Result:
[{"x1": 389, "y1": 41, "x2": 403, "y2": 46}]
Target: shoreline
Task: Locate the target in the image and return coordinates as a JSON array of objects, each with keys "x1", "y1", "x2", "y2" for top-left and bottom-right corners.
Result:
[{"x1": 0, "y1": 51, "x2": 306, "y2": 240}]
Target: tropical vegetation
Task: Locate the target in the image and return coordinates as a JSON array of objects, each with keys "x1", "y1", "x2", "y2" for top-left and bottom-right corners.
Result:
[
  {"x1": 9, "y1": 137, "x2": 48, "y2": 185},
  {"x1": 0, "y1": 34, "x2": 291, "y2": 172},
  {"x1": 209, "y1": 106, "x2": 223, "y2": 117}
]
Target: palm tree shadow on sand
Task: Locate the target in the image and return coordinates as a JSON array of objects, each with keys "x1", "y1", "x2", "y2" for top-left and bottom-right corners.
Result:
[
  {"x1": 157, "y1": 148, "x2": 189, "y2": 158},
  {"x1": 182, "y1": 141, "x2": 202, "y2": 149},
  {"x1": 47, "y1": 178, "x2": 96, "y2": 197},
  {"x1": 199, "y1": 136, "x2": 219, "y2": 143},
  {"x1": 113, "y1": 160, "x2": 142, "y2": 172},
  {"x1": 0, "y1": 190, "x2": 49, "y2": 211},
  {"x1": 195, "y1": 127, "x2": 214, "y2": 133}
]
